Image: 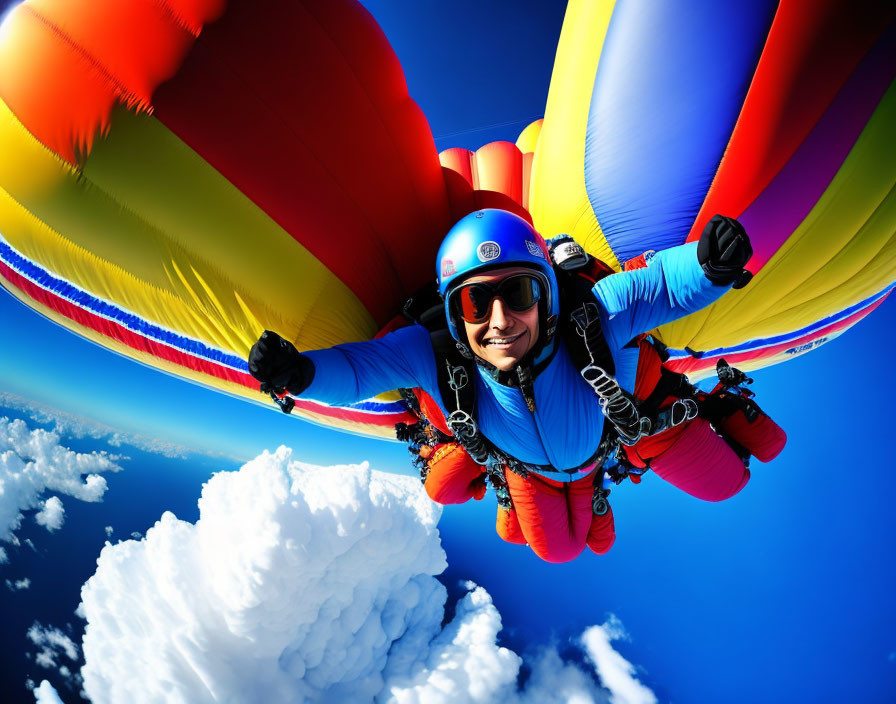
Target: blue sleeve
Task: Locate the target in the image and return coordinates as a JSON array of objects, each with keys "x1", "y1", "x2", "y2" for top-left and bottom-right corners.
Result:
[
  {"x1": 300, "y1": 324, "x2": 440, "y2": 407},
  {"x1": 594, "y1": 241, "x2": 730, "y2": 350}
]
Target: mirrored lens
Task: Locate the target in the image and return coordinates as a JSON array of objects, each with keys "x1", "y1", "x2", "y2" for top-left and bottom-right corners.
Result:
[
  {"x1": 500, "y1": 275, "x2": 540, "y2": 311},
  {"x1": 454, "y1": 274, "x2": 541, "y2": 324}
]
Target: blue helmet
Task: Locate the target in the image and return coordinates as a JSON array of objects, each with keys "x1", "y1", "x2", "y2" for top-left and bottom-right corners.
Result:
[{"x1": 436, "y1": 209, "x2": 560, "y2": 349}]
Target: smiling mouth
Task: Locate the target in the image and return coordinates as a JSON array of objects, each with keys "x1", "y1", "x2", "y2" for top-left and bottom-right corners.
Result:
[{"x1": 483, "y1": 332, "x2": 524, "y2": 348}]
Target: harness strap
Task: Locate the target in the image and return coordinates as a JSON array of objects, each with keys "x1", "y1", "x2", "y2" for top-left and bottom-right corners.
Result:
[
  {"x1": 628, "y1": 359, "x2": 701, "y2": 442},
  {"x1": 500, "y1": 439, "x2": 611, "y2": 479},
  {"x1": 485, "y1": 457, "x2": 513, "y2": 510},
  {"x1": 443, "y1": 359, "x2": 491, "y2": 465},
  {"x1": 568, "y1": 301, "x2": 650, "y2": 445},
  {"x1": 638, "y1": 365, "x2": 696, "y2": 420},
  {"x1": 646, "y1": 398, "x2": 699, "y2": 436},
  {"x1": 555, "y1": 258, "x2": 619, "y2": 386}
]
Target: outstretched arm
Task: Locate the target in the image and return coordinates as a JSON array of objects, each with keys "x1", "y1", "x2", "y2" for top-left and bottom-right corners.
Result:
[
  {"x1": 594, "y1": 216, "x2": 751, "y2": 349},
  {"x1": 249, "y1": 325, "x2": 439, "y2": 408}
]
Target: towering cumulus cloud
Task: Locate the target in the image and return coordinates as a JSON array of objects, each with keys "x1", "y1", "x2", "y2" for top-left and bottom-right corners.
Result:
[
  {"x1": 79, "y1": 448, "x2": 655, "y2": 703},
  {"x1": 80, "y1": 448, "x2": 449, "y2": 702}
]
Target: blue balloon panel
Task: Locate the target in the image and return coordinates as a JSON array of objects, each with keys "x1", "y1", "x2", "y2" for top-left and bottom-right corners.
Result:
[{"x1": 585, "y1": 0, "x2": 778, "y2": 263}]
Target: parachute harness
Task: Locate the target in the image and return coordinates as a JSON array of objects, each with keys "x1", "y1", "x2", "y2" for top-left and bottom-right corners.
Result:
[
  {"x1": 442, "y1": 354, "x2": 616, "y2": 514},
  {"x1": 570, "y1": 302, "x2": 650, "y2": 445},
  {"x1": 399, "y1": 238, "x2": 708, "y2": 516},
  {"x1": 444, "y1": 359, "x2": 517, "y2": 510},
  {"x1": 572, "y1": 305, "x2": 701, "y2": 448},
  {"x1": 445, "y1": 360, "x2": 488, "y2": 464},
  {"x1": 702, "y1": 359, "x2": 762, "y2": 467},
  {"x1": 395, "y1": 389, "x2": 452, "y2": 482}
]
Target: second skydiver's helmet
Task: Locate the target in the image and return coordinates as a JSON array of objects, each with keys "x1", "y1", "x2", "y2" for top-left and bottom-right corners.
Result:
[{"x1": 436, "y1": 209, "x2": 560, "y2": 367}]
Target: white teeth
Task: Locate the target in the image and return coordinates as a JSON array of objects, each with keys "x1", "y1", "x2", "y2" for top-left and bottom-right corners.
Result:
[{"x1": 485, "y1": 334, "x2": 521, "y2": 345}]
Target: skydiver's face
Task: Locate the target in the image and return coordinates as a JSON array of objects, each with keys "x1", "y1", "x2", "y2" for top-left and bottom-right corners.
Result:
[{"x1": 455, "y1": 267, "x2": 541, "y2": 372}]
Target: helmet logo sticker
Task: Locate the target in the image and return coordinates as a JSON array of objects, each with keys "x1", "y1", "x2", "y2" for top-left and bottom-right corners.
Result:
[
  {"x1": 525, "y1": 240, "x2": 546, "y2": 259},
  {"x1": 477, "y1": 241, "x2": 501, "y2": 262},
  {"x1": 441, "y1": 259, "x2": 456, "y2": 277}
]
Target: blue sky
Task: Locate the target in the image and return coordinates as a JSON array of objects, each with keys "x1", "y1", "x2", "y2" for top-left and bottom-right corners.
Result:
[{"x1": 0, "y1": 1, "x2": 894, "y2": 702}]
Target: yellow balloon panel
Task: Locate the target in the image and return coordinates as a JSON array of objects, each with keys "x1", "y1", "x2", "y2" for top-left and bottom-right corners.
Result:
[
  {"x1": 527, "y1": 0, "x2": 620, "y2": 270},
  {"x1": 0, "y1": 99, "x2": 375, "y2": 357},
  {"x1": 515, "y1": 119, "x2": 542, "y2": 154}
]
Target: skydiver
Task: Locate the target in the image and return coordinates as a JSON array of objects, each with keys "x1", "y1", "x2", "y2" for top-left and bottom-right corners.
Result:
[{"x1": 248, "y1": 209, "x2": 785, "y2": 563}]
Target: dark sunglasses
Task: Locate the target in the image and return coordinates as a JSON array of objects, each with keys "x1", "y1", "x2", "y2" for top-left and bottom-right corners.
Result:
[{"x1": 451, "y1": 273, "x2": 542, "y2": 324}]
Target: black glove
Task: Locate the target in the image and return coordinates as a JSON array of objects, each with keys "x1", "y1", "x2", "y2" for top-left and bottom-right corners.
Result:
[
  {"x1": 248, "y1": 330, "x2": 314, "y2": 395},
  {"x1": 697, "y1": 214, "x2": 753, "y2": 289}
]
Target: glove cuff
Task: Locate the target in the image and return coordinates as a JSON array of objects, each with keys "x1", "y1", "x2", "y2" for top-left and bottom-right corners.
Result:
[
  {"x1": 285, "y1": 353, "x2": 315, "y2": 395},
  {"x1": 701, "y1": 261, "x2": 744, "y2": 287}
]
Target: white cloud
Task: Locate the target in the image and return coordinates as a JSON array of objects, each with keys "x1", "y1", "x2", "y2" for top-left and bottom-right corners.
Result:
[
  {"x1": 104, "y1": 526, "x2": 113, "y2": 537},
  {"x1": 78, "y1": 448, "x2": 656, "y2": 704},
  {"x1": 35, "y1": 496, "x2": 65, "y2": 531},
  {"x1": 81, "y1": 448, "x2": 446, "y2": 703},
  {"x1": 382, "y1": 585, "x2": 521, "y2": 703},
  {"x1": 380, "y1": 586, "x2": 622, "y2": 704},
  {"x1": 32, "y1": 680, "x2": 64, "y2": 704},
  {"x1": 35, "y1": 651, "x2": 55, "y2": 669},
  {"x1": 0, "y1": 546, "x2": 7, "y2": 563},
  {"x1": 0, "y1": 417, "x2": 121, "y2": 549},
  {"x1": 582, "y1": 617, "x2": 657, "y2": 704},
  {"x1": 27, "y1": 622, "x2": 79, "y2": 671},
  {"x1": 516, "y1": 647, "x2": 613, "y2": 704},
  {"x1": 6, "y1": 577, "x2": 31, "y2": 591},
  {"x1": 0, "y1": 391, "x2": 240, "y2": 460}
]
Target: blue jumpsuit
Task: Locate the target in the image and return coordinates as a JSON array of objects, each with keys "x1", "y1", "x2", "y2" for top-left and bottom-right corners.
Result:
[{"x1": 301, "y1": 242, "x2": 730, "y2": 472}]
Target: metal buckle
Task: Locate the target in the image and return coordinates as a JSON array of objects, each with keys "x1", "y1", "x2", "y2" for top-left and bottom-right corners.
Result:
[
  {"x1": 581, "y1": 364, "x2": 615, "y2": 395},
  {"x1": 447, "y1": 364, "x2": 468, "y2": 391},
  {"x1": 447, "y1": 409, "x2": 478, "y2": 442},
  {"x1": 671, "y1": 398, "x2": 698, "y2": 425},
  {"x1": 648, "y1": 398, "x2": 698, "y2": 436},
  {"x1": 581, "y1": 364, "x2": 649, "y2": 445},
  {"x1": 615, "y1": 417, "x2": 651, "y2": 446},
  {"x1": 571, "y1": 302, "x2": 600, "y2": 336},
  {"x1": 592, "y1": 483, "x2": 610, "y2": 516}
]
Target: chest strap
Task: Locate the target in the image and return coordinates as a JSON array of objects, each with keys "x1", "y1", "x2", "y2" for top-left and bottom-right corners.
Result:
[{"x1": 568, "y1": 301, "x2": 650, "y2": 445}]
